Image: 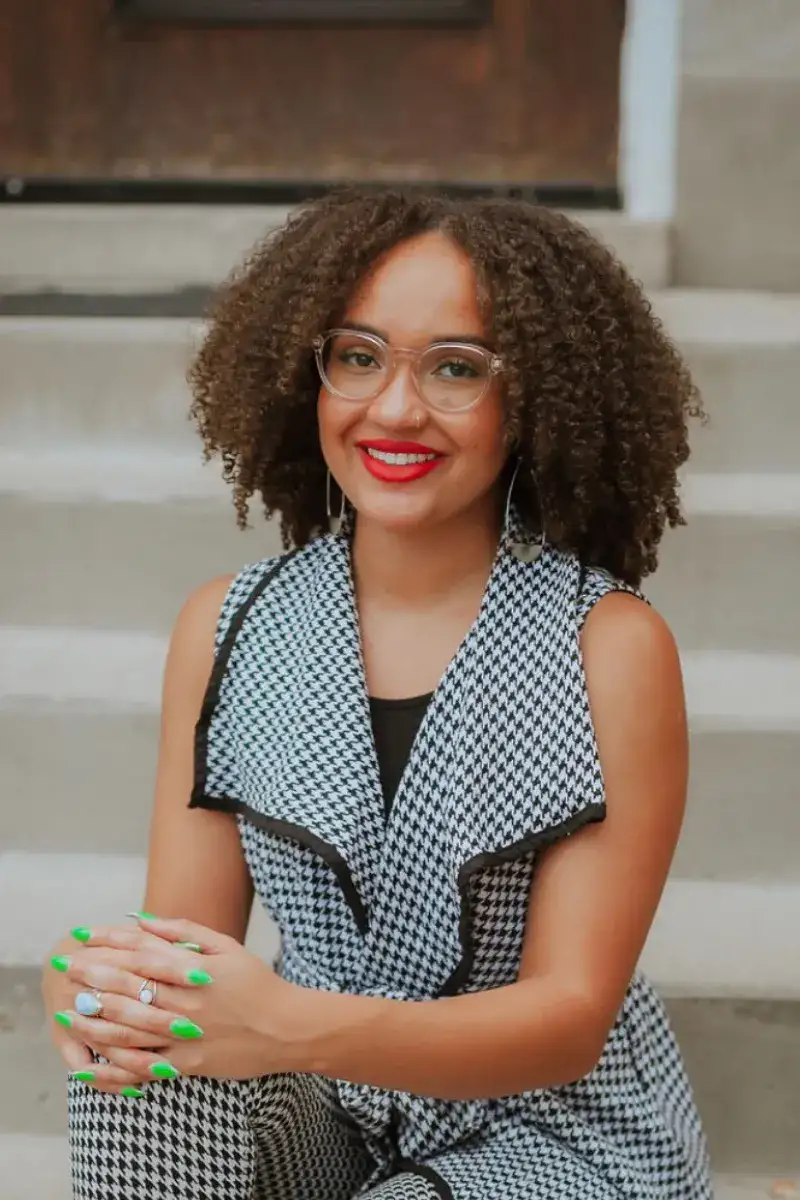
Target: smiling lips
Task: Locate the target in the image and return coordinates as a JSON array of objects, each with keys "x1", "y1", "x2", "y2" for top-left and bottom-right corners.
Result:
[{"x1": 357, "y1": 439, "x2": 445, "y2": 483}]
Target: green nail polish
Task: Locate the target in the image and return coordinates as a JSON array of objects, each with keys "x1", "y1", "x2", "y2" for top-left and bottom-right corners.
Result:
[
  {"x1": 169, "y1": 1017, "x2": 204, "y2": 1040},
  {"x1": 70, "y1": 927, "x2": 92, "y2": 943},
  {"x1": 176, "y1": 942, "x2": 203, "y2": 953},
  {"x1": 50, "y1": 954, "x2": 71, "y2": 973},
  {"x1": 121, "y1": 1086, "x2": 145, "y2": 1098},
  {"x1": 54, "y1": 1012, "x2": 73, "y2": 1028},
  {"x1": 149, "y1": 1062, "x2": 180, "y2": 1080},
  {"x1": 70, "y1": 1070, "x2": 95, "y2": 1083},
  {"x1": 126, "y1": 911, "x2": 157, "y2": 921},
  {"x1": 186, "y1": 968, "x2": 213, "y2": 986}
]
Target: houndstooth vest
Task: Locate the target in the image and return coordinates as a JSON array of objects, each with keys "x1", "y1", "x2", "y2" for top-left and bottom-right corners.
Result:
[{"x1": 190, "y1": 525, "x2": 710, "y2": 1197}]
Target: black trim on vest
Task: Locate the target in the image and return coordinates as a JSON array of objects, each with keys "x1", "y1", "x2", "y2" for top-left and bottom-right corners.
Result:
[
  {"x1": 191, "y1": 550, "x2": 298, "y2": 809},
  {"x1": 191, "y1": 795, "x2": 369, "y2": 936},
  {"x1": 436, "y1": 803, "x2": 606, "y2": 998},
  {"x1": 394, "y1": 1160, "x2": 455, "y2": 1200},
  {"x1": 190, "y1": 549, "x2": 370, "y2": 936}
]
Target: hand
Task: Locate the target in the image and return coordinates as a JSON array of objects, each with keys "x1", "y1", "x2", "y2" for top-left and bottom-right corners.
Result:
[
  {"x1": 58, "y1": 917, "x2": 299, "y2": 1083},
  {"x1": 43, "y1": 941, "x2": 147, "y2": 1095}
]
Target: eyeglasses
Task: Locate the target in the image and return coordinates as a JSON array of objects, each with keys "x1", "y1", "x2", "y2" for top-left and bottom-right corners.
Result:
[{"x1": 312, "y1": 328, "x2": 503, "y2": 414}]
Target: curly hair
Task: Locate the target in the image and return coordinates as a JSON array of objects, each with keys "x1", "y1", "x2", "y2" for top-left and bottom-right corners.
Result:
[{"x1": 188, "y1": 188, "x2": 702, "y2": 586}]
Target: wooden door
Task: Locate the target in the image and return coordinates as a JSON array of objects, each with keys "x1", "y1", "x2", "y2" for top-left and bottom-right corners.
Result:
[{"x1": 0, "y1": 0, "x2": 625, "y2": 187}]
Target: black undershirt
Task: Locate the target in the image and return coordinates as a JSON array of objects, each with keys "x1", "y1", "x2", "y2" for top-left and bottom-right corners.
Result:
[{"x1": 368, "y1": 692, "x2": 433, "y2": 819}]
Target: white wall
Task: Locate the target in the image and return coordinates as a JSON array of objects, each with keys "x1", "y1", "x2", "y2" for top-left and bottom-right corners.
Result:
[{"x1": 619, "y1": 0, "x2": 682, "y2": 220}]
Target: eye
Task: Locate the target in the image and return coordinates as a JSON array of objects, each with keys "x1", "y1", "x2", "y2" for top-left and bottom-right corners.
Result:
[
  {"x1": 340, "y1": 348, "x2": 380, "y2": 370},
  {"x1": 432, "y1": 356, "x2": 481, "y2": 381}
]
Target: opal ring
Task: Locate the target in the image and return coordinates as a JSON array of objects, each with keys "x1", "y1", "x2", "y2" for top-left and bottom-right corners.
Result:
[
  {"x1": 75, "y1": 990, "x2": 104, "y2": 1018},
  {"x1": 137, "y1": 979, "x2": 158, "y2": 1007}
]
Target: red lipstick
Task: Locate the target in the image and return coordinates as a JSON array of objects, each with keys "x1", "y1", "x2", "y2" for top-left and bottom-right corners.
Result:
[{"x1": 356, "y1": 439, "x2": 445, "y2": 484}]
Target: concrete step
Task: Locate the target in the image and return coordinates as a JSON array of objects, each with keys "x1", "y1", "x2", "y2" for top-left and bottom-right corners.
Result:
[
  {"x1": 0, "y1": 206, "x2": 672, "y2": 295},
  {"x1": 0, "y1": 1140, "x2": 794, "y2": 1200},
  {"x1": 1, "y1": 627, "x2": 799, "y2": 883},
  {"x1": 3, "y1": 298, "x2": 800, "y2": 471},
  {"x1": 1, "y1": 450, "x2": 797, "y2": 654}
]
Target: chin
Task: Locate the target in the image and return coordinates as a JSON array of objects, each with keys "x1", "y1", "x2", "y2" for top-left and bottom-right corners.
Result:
[{"x1": 352, "y1": 490, "x2": 438, "y2": 534}]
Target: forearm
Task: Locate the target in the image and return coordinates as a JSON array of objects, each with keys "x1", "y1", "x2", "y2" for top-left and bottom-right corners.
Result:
[{"x1": 285, "y1": 976, "x2": 604, "y2": 1100}]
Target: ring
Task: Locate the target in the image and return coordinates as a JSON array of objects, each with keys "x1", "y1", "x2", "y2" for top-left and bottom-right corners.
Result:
[
  {"x1": 137, "y1": 979, "x2": 158, "y2": 1007},
  {"x1": 75, "y1": 989, "x2": 104, "y2": 1018}
]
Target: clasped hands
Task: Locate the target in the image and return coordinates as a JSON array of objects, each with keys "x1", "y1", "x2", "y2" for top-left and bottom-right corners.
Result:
[{"x1": 48, "y1": 914, "x2": 296, "y2": 1095}]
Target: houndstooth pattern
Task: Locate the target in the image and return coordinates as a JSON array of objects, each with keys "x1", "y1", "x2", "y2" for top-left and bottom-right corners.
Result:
[{"x1": 68, "y1": 527, "x2": 712, "y2": 1198}]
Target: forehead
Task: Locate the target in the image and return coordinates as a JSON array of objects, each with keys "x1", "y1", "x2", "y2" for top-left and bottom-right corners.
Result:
[{"x1": 343, "y1": 231, "x2": 484, "y2": 345}]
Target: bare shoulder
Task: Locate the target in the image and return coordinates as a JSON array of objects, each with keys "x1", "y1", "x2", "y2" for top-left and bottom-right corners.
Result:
[
  {"x1": 581, "y1": 591, "x2": 680, "y2": 680},
  {"x1": 164, "y1": 575, "x2": 236, "y2": 698},
  {"x1": 579, "y1": 591, "x2": 686, "y2": 762}
]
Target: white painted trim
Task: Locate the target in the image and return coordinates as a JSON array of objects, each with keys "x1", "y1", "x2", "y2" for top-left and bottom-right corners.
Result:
[
  {"x1": 619, "y1": 0, "x2": 682, "y2": 221},
  {"x1": 3, "y1": 850, "x2": 798, "y2": 997}
]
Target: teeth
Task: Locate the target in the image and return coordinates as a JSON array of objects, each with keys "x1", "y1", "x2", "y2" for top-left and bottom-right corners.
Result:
[{"x1": 365, "y1": 449, "x2": 438, "y2": 465}]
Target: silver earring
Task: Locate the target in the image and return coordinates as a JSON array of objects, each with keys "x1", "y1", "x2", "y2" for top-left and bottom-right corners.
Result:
[
  {"x1": 505, "y1": 459, "x2": 544, "y2": 563},
  {"x1": 326, "y1": 469, "x2": 346, "y2": 536}
]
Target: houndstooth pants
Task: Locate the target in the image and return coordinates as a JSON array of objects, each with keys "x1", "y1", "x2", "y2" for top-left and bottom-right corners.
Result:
[{"x1": 67, "y1": 1071, "x2": 445, "y2": 1199}]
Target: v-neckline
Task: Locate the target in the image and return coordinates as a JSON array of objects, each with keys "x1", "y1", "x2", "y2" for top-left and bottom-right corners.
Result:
[{"x1": 340, "y1": 532, "x2": 506, "y2": 837}]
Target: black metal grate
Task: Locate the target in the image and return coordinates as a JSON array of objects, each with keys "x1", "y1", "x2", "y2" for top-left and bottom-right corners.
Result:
[{"x1": 114, "y1": 0, "x2": 492, "y2": 25}]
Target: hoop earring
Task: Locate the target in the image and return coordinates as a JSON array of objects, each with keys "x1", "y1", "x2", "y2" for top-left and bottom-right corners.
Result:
[
  {"x1": 327, "y1": 469, "x2": 346, "y2": 536},
  {"x1": 505, "y1": 459, "x2": 545, "y2": 564}
]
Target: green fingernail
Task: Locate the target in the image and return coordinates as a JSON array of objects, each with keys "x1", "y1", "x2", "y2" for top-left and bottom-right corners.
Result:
[
  {"x1": 126, "y1": 911, "x2": 157, "y2": 921},
  {"x1": 121, "y1": 1086, "x2": 145, "y2": 1098},
  {"x1": 50, "y1": 954, "x2": 71, "y2": 973},
  {"x1": 186, "y1": 968, "x2": 213, "y2": 986},
  {"x1": 70, "y1": 1070, "x2": 95, "y2": 1083},
  {"x1": 149, "y1": 1062, "x2": 180, "y2": 1080},
  {"x1": 54, "y1": 1012, "x2": 73, "y2": 1028},
  {"x1": 70, "y1": 927, "x2": 92, "y2": 943},
  {"x1": 169, "y1": 1018, "x2": 204, "y2": 1040},
  {"x1": 176, "y1": 942, "x2": 203, "y2": 953}
]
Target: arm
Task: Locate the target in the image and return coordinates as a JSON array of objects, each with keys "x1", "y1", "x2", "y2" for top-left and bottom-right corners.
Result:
[
  {"x1": 281, "y1": 592, "x2": 688, "y2": 1097},
  {"x1": 143, "y1": 575, "x2": 253, "y2": 938},
  {"x1": 42, "y1": 575, "x2": 254, "y2": 1086}
]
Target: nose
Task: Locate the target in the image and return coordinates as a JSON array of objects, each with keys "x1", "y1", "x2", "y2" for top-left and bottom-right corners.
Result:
[{"x1": 367, "y1": 359, "x2": 425, "y2": 428}]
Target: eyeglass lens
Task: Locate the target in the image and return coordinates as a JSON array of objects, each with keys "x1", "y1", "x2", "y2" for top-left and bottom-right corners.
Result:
[{"x1": 318, "y1": 331, "x2": 492, "y2": 411}]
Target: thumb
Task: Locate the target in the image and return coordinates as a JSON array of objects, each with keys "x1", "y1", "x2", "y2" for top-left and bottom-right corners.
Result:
[{"x1": 126, "y1": 913, "x2": 235, "y2": 955}]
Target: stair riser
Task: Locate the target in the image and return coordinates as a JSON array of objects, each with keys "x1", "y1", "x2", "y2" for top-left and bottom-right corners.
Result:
[
  {"x1": 682, "y1": 343, "x2": 800, "y2": 472},
  {"x1": 1, "y1": 967, "x2": 796, "y2": 1173},
  {"x1": 1, "y1": 706, "x2": 797, "y2": 883},
  {"x1": 0, "y1": 208, "x2": 671, "y2": 293},
  {"x1": 2, "y1": 493, "x2": 797, "y2": 654},
  {"x1": 2, "y1": 325, "x2": 800, "y2": 472}
]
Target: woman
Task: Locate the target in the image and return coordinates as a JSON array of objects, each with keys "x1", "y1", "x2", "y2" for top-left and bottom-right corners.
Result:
[{"x1": 43, "y1": 189, "x2": 711, "y2": 1200}]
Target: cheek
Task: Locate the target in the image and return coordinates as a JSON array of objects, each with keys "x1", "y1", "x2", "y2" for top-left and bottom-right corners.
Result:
[{"x1": 455, "y1": 400, "x2": 507, "y2": 475}]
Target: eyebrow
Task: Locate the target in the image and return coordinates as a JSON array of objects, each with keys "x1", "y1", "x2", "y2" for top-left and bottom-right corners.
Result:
[{"x1": 341, "y1": 321, "x2": 493, "y2": 350}]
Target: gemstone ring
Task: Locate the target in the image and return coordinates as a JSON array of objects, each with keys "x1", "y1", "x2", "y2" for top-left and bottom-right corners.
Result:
[
  {"x1": 75, "y1": 990, "x2": 104, "y2": 1018},
  {"x1": 137, "y1": 979, "x2": 158, "y2": 1007}
]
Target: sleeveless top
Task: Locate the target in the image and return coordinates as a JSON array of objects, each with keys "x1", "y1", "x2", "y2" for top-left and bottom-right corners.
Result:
[
  {"x1": 191, "y1": 523, "x2": 712, "y2": 1199},
  {"x1": 369, "y1": 693, "x2": 432, "y2": 820}
]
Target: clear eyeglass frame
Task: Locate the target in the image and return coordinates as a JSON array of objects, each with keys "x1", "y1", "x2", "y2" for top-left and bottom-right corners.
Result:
[{"x1": 312, "y1": 328, "x2": 504, "y2": 414}]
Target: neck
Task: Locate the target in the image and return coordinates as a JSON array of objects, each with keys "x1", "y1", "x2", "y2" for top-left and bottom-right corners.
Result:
[{"x1": 351, "y1": 498, "x2": 502, "y2": 607}]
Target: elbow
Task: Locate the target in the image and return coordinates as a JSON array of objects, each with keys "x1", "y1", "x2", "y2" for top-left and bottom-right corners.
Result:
[{"x1": 543, "y1": 989, "x2": 613, "y2": 1086}]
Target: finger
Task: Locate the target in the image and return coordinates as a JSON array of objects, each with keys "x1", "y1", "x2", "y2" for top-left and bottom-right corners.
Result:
[
  {"x1": 66, "y1": 956, "x2": 158, "y2": 1002},
  {"x1": 68, "y1": 925, "x2": 168, "y2": 953},
  {"x1": 54, "y1": 1009, "x2": 171, "y2": 1050},
  {"x1": 68, "y1": 1058, "x2": 149, "y2": 1094},
  {"x1": 128, "y1": 913, "x2": 233, "y2": 956},
  {"x1": 99, "y1": 1044, "x2": 185, "y2": 1082},
  {"x1": 70, "y1": 946, "x2": 215, "y2": 990},
  {"x1": 55, "y1": 989, "x2": 204, "y2": 1045}
]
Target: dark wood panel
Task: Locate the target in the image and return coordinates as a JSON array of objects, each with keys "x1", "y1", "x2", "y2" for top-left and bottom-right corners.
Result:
[{"x1": 0, "y1": 0, "x2": 624, "y2": 184}]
